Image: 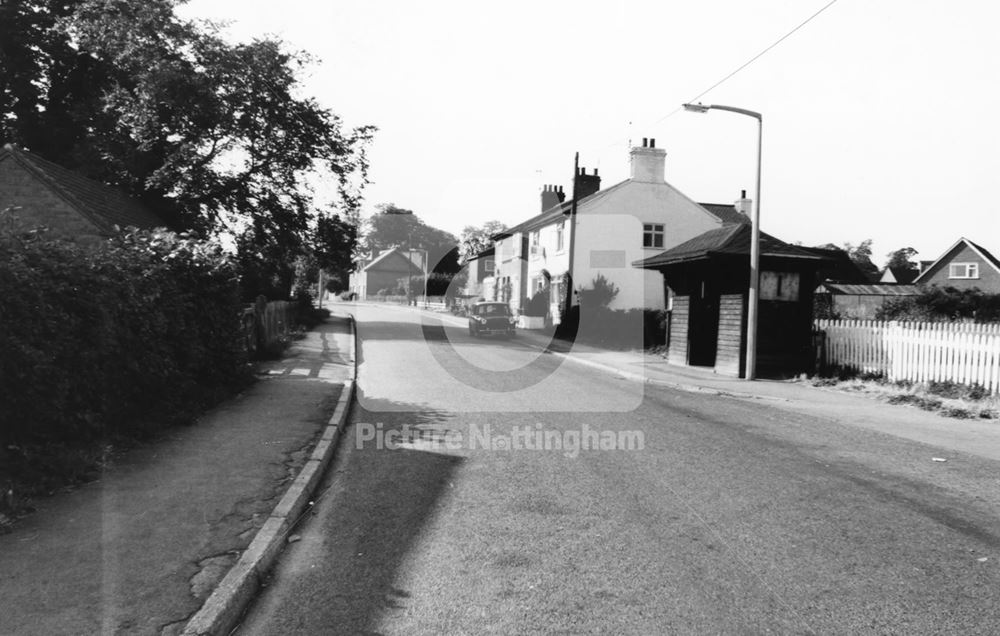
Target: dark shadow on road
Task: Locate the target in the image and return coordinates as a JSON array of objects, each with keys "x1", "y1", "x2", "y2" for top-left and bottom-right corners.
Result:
[{"x1": 238, "y1": 389, "x2": 464, "y2": 636}]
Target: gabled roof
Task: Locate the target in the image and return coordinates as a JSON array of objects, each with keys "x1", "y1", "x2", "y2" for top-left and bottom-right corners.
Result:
[
  {"x1": 880, "y1": 266, "x2": 919, "y2": 284},
  {"x1": 697, "y1": 203, "x2": 750, "y2": 225},
  {"x1": 633, "y1": 223, "x2": 826, "y2": 269},
  {"x1": 816, "y1": 283, "x2": 922, "y2": 296},
  {"x1": 0, "y1": 144, "x2": 164, "y2": 233},
  {"x1": 361, "y1": 247, "x2": 423, "y2": 274},
  {"x1": 494, "y1": 183, "x2": 749, "y2": 242},
  {"x1": 467, "y1": 246, "x2": 495, "y2": 261},
  {"x1": 914, "y1": 237, "x2": 1000, "y2": 283},
  {"x1": 494, "y1": 181, "x2": 633, "y2": 239}
]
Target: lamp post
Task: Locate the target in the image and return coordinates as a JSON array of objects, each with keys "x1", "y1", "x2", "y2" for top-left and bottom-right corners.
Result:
[{"x1": 683, "y1": 102, "x2": 762, "y2": 380}]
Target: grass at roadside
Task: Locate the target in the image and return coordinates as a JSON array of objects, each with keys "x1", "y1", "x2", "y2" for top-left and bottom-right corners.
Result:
[{"x1": 805, "y1": 375, "x2": 999, "y2": 421}]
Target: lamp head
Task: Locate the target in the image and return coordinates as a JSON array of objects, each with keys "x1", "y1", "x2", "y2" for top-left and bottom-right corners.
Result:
[{"x1": 682, "y1": 102, "x2": 710, "y2": 113}]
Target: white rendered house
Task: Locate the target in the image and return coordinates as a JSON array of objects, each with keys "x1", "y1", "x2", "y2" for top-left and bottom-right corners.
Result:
[{"x1": 492, "y1": 139, "x2": 749, "y2": 318}]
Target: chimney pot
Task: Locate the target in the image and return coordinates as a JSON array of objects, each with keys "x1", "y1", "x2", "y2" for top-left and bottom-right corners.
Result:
[
  {"x1": 734, "y1": 190, "x2": 752, "y2": 216},
  {"x1": 650, "y1": 138, "x2": 655, "y2": 148}
]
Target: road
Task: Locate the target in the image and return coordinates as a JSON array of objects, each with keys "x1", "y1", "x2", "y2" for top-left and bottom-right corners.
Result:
[{"x1": 237, "y1": 303, "x2": 1000, "y2": 634}]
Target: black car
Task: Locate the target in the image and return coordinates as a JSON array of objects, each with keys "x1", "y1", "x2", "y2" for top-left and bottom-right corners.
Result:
[{"x1": 468, "y1": 301, "x2": 516, "y2": 338}]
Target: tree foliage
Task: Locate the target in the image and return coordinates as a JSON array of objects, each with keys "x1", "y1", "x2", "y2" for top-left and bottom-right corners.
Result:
[
  {"x1": 1, "y1": 0, "x2": 373, "y2": 298},
  {"x1": 314, "y1": 213, "x2": 358, "y2": 292},
  {"x1": 876, "y1": 286, "x2": 1000, "y2": 322},
  {"x1": 459, "y1": 220, "x2": 507, "y2": 263},
  {"x1": 841, "y1": 239, "x2": 879, "y2": 280},
  {"x1": 884, "y1": 246, "x2": 919, "y2": 274},
  {"x1": 363, "y1": 203, "x2": 459, "y2": 273}
]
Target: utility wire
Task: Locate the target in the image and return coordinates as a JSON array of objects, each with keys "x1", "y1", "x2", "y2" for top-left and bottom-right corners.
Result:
[
  {"x1": 674, "y1": 0, "x2": 841, "y2": 115},
  {"x1": 587, "y1": 0, "x2": 841, "y2": 157}
]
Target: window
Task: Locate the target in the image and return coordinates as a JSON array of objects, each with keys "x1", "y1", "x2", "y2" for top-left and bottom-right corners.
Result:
[
  {"x1": 949, "y1": 262, "x2": 979, "y2": 279},
  {"x1": 556, "y1": 222, "x2": 565, "y2": 252},
  {"x1": 760, "y1": 271, "x2": 800, "y2": 301},
  {"x1": 483, "y1": 259, "x2": 495, "y2": 275},
  {"x1": 643, "y1": 223, "x2": 664, "y2": 248},
  {"x1": 529, "y1": 230, "x2": 540, "y2": 257}
]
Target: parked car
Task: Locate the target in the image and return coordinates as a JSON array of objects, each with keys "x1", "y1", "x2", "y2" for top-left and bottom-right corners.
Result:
[{"x1": 468, "y1": 301, "x2": 516, "y2": 338}]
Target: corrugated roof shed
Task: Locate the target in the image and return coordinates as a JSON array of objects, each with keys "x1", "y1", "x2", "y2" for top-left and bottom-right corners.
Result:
[{"x1": 816, "y1": 283, "x2": 922, "y2": 296}]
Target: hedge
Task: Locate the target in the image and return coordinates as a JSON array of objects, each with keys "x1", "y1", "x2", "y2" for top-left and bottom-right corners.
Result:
[
  {"x1": 0, "y1": 228, "x2": 248, "y2": 454},
  {"x1": 556, "y1": 305, "x2": 668, "y2": 349}
]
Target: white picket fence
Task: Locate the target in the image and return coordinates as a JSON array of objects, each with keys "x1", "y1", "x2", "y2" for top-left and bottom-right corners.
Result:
[{"x1": 815, "y1": 319, "x2": 1000, "y2": 393}]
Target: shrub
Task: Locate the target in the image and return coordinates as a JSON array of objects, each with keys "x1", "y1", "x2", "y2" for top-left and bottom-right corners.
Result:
[
  {"x1": 555, "y1": 306, "x2": 667, "y2": 349},
  {"x1": 524, "y1": 289, "x2": 550, "y2": 317},
  {"x1": 0, "y1": 227, "x2": 248, "y2": 490},
  {"x1": 877, "y1": 286, "x2": 1000, "y2": 322},
  {"x1": 577, "y1": 273, "x2": 619, "y2": 310}
]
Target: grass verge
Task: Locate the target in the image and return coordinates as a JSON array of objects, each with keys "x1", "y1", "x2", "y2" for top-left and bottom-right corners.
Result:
[{"x1": 806, "y1": 374, "x2": 999, "y2": 421}]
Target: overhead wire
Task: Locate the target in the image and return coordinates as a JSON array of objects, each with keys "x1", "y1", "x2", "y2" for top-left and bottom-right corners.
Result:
[{"x1": 585, "y1": 0, "x2": 841, "y2": 158}]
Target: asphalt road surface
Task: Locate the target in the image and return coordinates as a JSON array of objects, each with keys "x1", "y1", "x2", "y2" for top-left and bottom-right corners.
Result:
[{"x1": 237, "y1": 303, "x2": 1000, "y2": 635}]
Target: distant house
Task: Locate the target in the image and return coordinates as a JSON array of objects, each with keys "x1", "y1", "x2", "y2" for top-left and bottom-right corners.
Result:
[
  {"x1": 490, "y1": 138, "x2": 751, "y2": 320},
  {"x1": 0, "y1": 144, "x2": 164, "y2": 244},
  {"x1": 913, "y1": 237, "x2": 1000, "y2": 293},
  {"x1": 460, "y1": 246, "x2": 495, "y2": 302},
  {"x1": 349, "y1": 247, "x2": 424, "y2": 299}
]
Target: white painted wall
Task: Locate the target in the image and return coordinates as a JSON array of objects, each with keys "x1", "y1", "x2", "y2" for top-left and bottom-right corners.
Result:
[
  {"x1": 573, "y1": 180, "x2": 724, "y2": 310},
  {"x1": 525, "y1": 220, "x2": 570, "y2": 293}
]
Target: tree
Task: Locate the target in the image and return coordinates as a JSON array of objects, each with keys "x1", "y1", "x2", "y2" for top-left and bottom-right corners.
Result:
[
  {"x1": 884, "y1": 247, "x2": 919, "y2": 274},
  {"x1": 363, "y1": 203, "x2": 458, "y2": 272},
  {"x1": 458, "y1": 220, "x2": 507, "y2": 263},
  {"x1": 842, "y1": 239, "x2": 879, "y2": 281},
  {"x1": 1, "y1": 0, "x2": 374, "y2": 298},
  {"x1": 314, "y1": 212, "x2": 357, "y2": 293}
]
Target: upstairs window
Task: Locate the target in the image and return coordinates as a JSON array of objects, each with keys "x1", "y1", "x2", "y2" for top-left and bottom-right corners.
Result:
[
  {"x1": 556, "y1": 222, "x2": 565, "y2": 252},
  {"x1": 643, "y1": 223, "x2": 664, "y2": 248},
  {"x1": 949, "y1": 262, "x2": 979, "y2": 279}
]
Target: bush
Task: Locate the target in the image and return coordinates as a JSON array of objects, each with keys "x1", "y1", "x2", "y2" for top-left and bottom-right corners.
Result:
[
  {"x1": 577, "y1": 273, "x2": 619, "y2": 309},
  {"x1": 524, "y1": 289, "x2": 550, "y2": 317},
  {"x1": 554, "y1": 306, "x2": 667, "y2": 349},
  {"x1": 0, "y1": 227, "x2": 249, "y2": 491},
  {"x1": 877, "y1": 286, "x2": 1000, "y2": 322}
]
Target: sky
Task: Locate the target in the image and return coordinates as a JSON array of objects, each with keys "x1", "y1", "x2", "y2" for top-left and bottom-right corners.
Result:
[{"x1": 175, "y1": 0, "x2": 1000, "y2": 268}]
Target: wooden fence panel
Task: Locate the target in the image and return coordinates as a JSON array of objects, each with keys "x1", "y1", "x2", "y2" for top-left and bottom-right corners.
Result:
[{"x1": 816, "y1": 319, "x2": 1000, "y2": 393}]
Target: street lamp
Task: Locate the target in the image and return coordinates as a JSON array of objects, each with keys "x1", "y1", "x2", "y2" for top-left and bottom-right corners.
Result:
[{"x1": 683, "y1": 102, "x2": 763, "y2": 380}]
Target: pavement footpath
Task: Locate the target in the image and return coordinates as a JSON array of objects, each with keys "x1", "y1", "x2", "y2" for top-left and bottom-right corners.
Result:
[
  {"x1": 0, "y1": 314, "x2": 355, "y2": 636},
  {"x1": 378, "y1": 301, "x2": 1000, "y2": 464}
]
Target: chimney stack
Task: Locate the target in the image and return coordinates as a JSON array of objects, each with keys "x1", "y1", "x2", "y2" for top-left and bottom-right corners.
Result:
[
  {"x1": 574, "y1": 167, "x2": 601, "y2": 200},
  {"x1": 629, "y1": 139, "x2": 666, "y2": 183},
  {"x1": 540, "y1": 184, "x2": 566, "y2": 211},
  {"x1": 734, "y1": 189, "x2": 752, "y2": 216}
]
